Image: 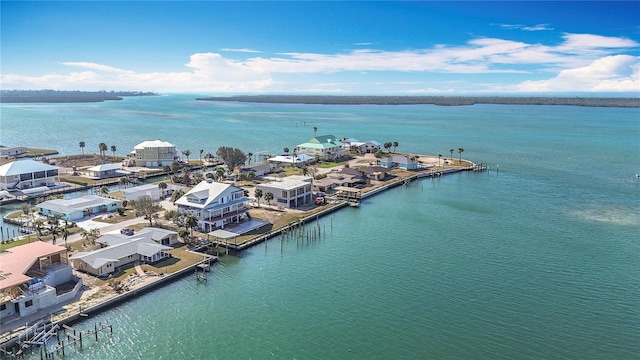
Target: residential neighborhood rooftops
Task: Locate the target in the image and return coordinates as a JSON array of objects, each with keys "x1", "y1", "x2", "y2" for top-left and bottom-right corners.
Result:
[{"x1": 0, "y1": 241, "x2": 67, "y2": 290}]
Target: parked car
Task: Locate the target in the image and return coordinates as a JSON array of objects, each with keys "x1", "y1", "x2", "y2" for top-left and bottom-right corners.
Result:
[
  {"x1": 120, "y1": 228, "x2": 134, "y2": 236},
  {"x1": 315, "y1": 197, "x2": 326, "y2": 205}
]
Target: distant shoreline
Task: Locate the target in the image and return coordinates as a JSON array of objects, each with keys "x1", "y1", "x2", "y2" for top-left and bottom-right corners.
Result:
[
  {"x1": 0, "y1": 90, "x2": 158, "y2": 103},
  {"x1": 195, "y1": 95, "x2": 640, "y2": 108}
]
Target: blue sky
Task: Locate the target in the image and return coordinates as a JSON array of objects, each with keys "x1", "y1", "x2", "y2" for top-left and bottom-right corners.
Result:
[{"x1": 1, "y1": 1, "x2": 639, "y2": 95}]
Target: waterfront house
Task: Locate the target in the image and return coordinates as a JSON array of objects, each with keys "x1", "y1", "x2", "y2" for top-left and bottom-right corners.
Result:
[
  {"x1": 0, "y1": 242, "x2": 82, "y2": 321},
  {"x1": 38, "y1": 195, "x2": 122, "y2": 221},
  {"x1": 341, "y1": 138, "x2": 381, "y2": 154},
  {"x1": 239, "y1": 162, "x2": 277, "y2": 177},
  {"x1": 377, "y1": 155, "x2": 419, "y2": 170},
  {"x1": 0, "y1": 159, "x2": 60, "y2": 191},
  {"x1": 85, "y1": 163, "x2": 124, "y2": 179},
  {"x1": 174, "y1": 179, "x2": 250, "y2": 232},
  {"x1": 312, "y1": 172, "x2": 362, "y2": 193},
  {"x1": 294, "y1": 135, "x2": 344, "y2": 161},
  {"x1": 267, "y1": 153, "x2": 313, "y2": 167},
  {"x1": 256, "y1": 175, "x2": 313, "y2": 209},
  {"x1": 0, "y1": 146, "x2": 27, "y2": 157},
  {"x1": 69, "y1": 227, "x2": 176, "y2": 277},
  {"x1": 121, "y1": 183, "x2": 185, "y2": 202},
  {"x1": 126, "y1": 140, "x2": 177, "y2": 168}
]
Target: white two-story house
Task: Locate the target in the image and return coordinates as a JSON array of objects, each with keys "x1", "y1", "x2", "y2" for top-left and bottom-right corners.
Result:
[
  {"x1": 127, "y1": 140, "x2": 177, "y2": 168},
  {"x1": 257, "y1": 175, "x2": 313, "y2": 209},
  {"x1": 174, "y1": 179, "x2": 250, "y2": 233},
  {"x1": 0, "y1": 159, "x2": 60, "y2": 190}
]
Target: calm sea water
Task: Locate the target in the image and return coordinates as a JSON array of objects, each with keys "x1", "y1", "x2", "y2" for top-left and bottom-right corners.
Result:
[{"x1": 1, "y1": 95, "x2": 639, "y2": 359}]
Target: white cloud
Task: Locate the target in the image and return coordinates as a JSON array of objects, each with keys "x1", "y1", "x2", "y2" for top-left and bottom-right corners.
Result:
[
  {"x1": 511, "y1": 55, "x2": 640, "y2": 92},
  {"x1": 2, "y1": 33, "x2": 638, "y2": 93},
  {"x1": 61, "y1": 62, "x2": 133, "y2": 74},
  {"x1": 495, "y1": 23, "x2": 554, "y2": 31},
  {"x1": 220, "y1": 48, "x2": 262, "y2": 53}
]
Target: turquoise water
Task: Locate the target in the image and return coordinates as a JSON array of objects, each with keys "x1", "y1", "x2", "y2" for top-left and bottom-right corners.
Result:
[{"x1": 1, "y1": 96, "x2": 639, "y2": 359}]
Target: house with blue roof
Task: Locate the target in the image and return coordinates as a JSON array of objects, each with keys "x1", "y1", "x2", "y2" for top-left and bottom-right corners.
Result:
[{"x1": 38, "y1": 195, "x2": 122, "y2": 221}]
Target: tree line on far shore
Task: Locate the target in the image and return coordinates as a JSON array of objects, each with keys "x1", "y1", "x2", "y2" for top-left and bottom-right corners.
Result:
[
  {"x1": 0, "y1": 90, "x2": 158, "y2": 103},
  {"x1": 196, "y1": 95, "x2": 640, "y2": 108}
]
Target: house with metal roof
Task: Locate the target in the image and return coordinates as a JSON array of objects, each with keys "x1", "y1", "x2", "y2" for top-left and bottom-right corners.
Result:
[
  {"x1": 256, "y1": 175, "x2": 313, "y2": 209},
  {"x1": 341, "y1": 139, "x2": 381, "y2": 154},
  {"x1": 0, "y1": 242, "x2": 82, "y2": 321},
  {"x1": 267, "y1": 153, "x2": 313, "y2": 167},
  {"x1": 240, "y1": 162, "x2": 277, "y2": 177},
  {"x1": 0, "y1": 146, "x2": 27, "y2": 157},
  {"x1": 294, "y1": 135, "x2": 344, "y2": 161},
  {"x1": 0, "y1": 159, "x2": 60, "y2": 190},
  {"x1": 38, "y1": 195, "x2": 122, "y2": 221},
  {"x1": 121, "y1": 183, "x2": 185, "y2": 202},
  {"x1": 377, "y1": 155, "x2": 419, "y2": 170},
  {"x1": 175, "y1": 179, "x2": 250, "y2": 233},
  {"x1": 125, "y1": 139, "x2": 177, "y2": 168},
  {"x1": 69, "y1": 227, "x2": 176, "y2": 277},
  {"x1": 85, "y1": 163, "x2": 124, "y2": 179}
]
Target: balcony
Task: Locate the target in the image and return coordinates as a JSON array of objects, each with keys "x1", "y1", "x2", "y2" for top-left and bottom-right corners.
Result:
[{"x1": 203, "y1": 206, "x2": 249, "y2": 223}]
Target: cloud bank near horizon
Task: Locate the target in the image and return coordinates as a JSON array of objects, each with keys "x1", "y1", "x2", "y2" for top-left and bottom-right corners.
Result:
[{"x1": 2, "y1": 33, "x2": 638, "y2": 94}]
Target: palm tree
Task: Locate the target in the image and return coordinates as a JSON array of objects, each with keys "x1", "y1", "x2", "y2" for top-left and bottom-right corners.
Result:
[
  {"x1": 182, "y1": 149, "x2": 191, "y2": 164},
  {"x1": 158, "y1": 182, "x2": 168, "y2": 198},
  {"x1": 438, "y1": 154, "x2": 442, "y2": 167},
  {"x1": 247, "y1": 152, "x2": 253, "y2": 165},
  {"x1": 292, "y1": 152, "x2": 298, "y2": 167},
  {"x1": 313, "y1": 126, "x2": 318, "y2": 136},
  {"x1": 254, "y1": 188, "x2": 263, "y2": 206},
  {"x1": 99, "y1": 143, "x2": 108, "y2": 159},
  {"x1": 392, "y1": 141, "x2": 399, "y2": 152},
  {"x1": 119, "y1": 176, "x2": 129, "y2": 189},
  {"x1": 449, "y1": 148, "x2": 454, "y2": 161},
  {"x1": 264, "y1": 192, "x2": 274, "y2": 206},
  {"x1": 185, "y1": 214, "x2": 199, "y2": 237},
  {"x1": 384, "y1": 142, "x2": 392, "y2": 153},
  {"x1": 283, "y1": 147, "x2": 290, "y2": 155},
  {"x1": 111, "y1": 145, "x2": 117, "y2": 160},
  {"x1": 199, "y1": 149, "x2": 203, "y2": 165},
  {"x1": 171, "y1": 189, "x2": 185, "y2": 203},
  {"x1": 100, "y1": 186, "x2": 109, "y2": 196},
  {"x1": 79, "y1": 141, "x2": 86, "y2": 155},
  {"x1": 458, "y1": 148, "x2": 464, "y2": 163}
]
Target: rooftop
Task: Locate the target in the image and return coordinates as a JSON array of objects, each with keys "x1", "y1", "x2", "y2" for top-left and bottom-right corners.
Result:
[
  {"x1": 0, "y1": 241, "x2": 66, "y2": 290},
  {"x1": 0, "y1": 159, "x2": 58, "y2": 177},
  {"x1": 133, "y1": 140, "x2": 175, "y2": 149}
]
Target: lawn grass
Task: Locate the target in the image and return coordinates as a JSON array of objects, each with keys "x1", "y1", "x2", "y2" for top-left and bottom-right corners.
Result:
[
  {"x1": 318, "y1": 162, "x2": 340, "y2": 168},
  {"x1": 91, "y1": 209, "x2": 139, "y2": 223}
]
